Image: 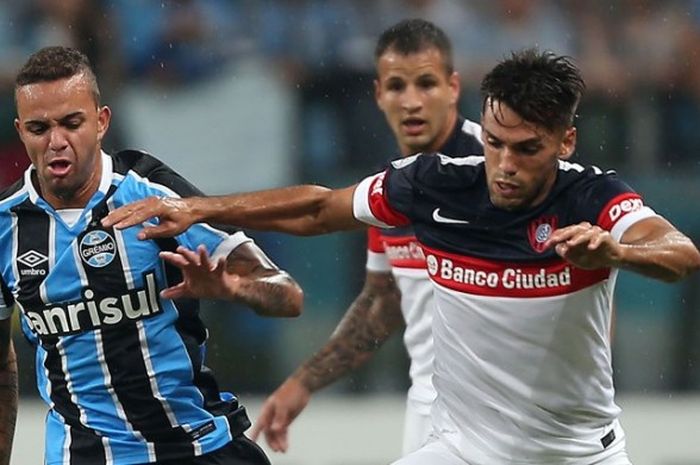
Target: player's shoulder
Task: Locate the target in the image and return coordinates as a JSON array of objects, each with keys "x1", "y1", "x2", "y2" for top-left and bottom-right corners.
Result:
[
  {"x1": 440, "y1": 116, "x2": 483, "y2": 158},
  {"x1": 111, "y1": 149, "x2": 169, "y2": 178},
  {"x1": 389, "y1": 152, "x2": 484, "y2": 186},
  {"x1": 0, "y1": 175, "x2": 29, "y2": 212},
  {"x1": 557, "y1": 159, "x2": 624, "y2": 191}
]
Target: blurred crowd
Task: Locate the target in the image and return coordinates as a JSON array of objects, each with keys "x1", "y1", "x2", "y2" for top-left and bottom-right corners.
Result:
[
  {"x1": 2, "y1": 0, "x2": 700, "y2": 183},
  {"x1": 1, "y1": 0, "x2": 699, "y2": 395}
]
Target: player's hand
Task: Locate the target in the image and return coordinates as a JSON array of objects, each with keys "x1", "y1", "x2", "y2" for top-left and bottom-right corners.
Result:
[
  {"x1": 545, "y1": 222, "x2": 622, "y2": 269},
  {"x1": 159, "y1": 245, "x2": 242, "y2": 300},
  {"x1": 102, "y1": 196, "x2": 201, "y2": 240},
  {"x1": 250, "y1": 377, "x2": 311, "y2": 452}
]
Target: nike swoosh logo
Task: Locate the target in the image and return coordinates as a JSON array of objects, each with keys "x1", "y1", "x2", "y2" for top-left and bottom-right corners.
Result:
[{"x1": 432, "y1": 208, "x2": 470, "y2": 224}]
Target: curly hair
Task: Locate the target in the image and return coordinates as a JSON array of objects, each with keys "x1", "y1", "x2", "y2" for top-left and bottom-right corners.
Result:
[
  {"x1": 374, "y1": 18, "x2": 453, "y2": 74},
  {"x1": 15, "y1": 46, "x2": 101, "y2": 105},
  {"x1": 480, "y1": 48, "x2": 585, "y2": 131}
]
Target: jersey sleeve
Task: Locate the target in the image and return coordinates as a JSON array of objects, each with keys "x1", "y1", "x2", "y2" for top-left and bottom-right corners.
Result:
[
  {"x1": 577, "y1": 172, "x2": 658, "y2": 241},
  {"x1": 366, "y1": 227, "x2": 391, "y2": 272},
  {"x1": 352, "y1": 155, "x2": 422, "y2": 228},
  {"x1": 0, "y1": 276, "x2": 14, "y2": 320},
  {"x1": 121, "y1": 150, "x2": 252, "y2": 257}
]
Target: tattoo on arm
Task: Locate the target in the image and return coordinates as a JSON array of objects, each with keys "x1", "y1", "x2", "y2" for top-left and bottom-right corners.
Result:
[
  {"x1": 0, "y1": 318, "x2": 17, "y2": 465},
  {"x1": 293, "y1": 271, "x2": 403, "y2": 393}
]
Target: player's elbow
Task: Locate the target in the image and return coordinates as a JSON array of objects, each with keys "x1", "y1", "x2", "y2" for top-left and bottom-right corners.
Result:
[{"x1": 283, "y1": 280, "x2": 304, "y2": 317}]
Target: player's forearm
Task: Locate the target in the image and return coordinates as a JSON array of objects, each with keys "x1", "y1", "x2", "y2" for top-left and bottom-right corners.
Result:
[
  {"x1": 236, "y1": 271, "x2": 303, "y2": 317},
  {"x1": 293, "y1": 278, "x2": 403, "y2": 393},
  {"x1": 0, "y1": 343, "x2": 17, "y2": 465},
  {"x1": 190, "y1": 186, "x2": 346, "y2": 235},
  {"x1": 617, "y1": 231, "x2": 700, "y2": 282}
]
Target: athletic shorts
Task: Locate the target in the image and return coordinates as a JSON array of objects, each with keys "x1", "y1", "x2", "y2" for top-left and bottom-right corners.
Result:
[
  {"x1": 391, "y1": 433, "x2": 633, "y2": 465},
  {"x1": 139, "y1": 436, "x2": 271, "y2": 465}
]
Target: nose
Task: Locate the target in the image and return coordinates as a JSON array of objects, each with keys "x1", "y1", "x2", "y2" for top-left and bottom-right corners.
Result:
[
  {"x1": 48, "y1": 128, "x2": 68, "y2": 152},
  {"x1": 401, "y1": 84, "x2": 422, "y2": 113},
  {"x1": 498, "y1": 148, "x2": 518, "y2": 176}
]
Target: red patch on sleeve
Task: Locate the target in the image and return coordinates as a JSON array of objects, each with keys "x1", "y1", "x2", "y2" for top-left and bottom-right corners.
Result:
[
  {"x1": 367, "y1": 227, "x2": 385, "y2": 253},
  {"x1": 367, "y1": 172, "x2": 410, "y2": 227},
  {"x1": 597, "y1": 193, "x2": 644, "y2": 231}
]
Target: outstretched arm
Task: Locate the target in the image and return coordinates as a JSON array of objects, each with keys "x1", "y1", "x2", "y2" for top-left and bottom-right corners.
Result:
[
  {"x1": 547, "y1": 216, "x2": 700, "y2": 281},
  {"x1": 0, "y1": 319, "x2": 17, "y2": 465},
  {"x1": 103, "y1": 185, "x2": 363, "y2": 239},
  {"x1": 161, "y1": 242, "x2": 303, "y2": 317},
  {"x1": 250, "y1": 270, "x2": 403, "y2": 451}
]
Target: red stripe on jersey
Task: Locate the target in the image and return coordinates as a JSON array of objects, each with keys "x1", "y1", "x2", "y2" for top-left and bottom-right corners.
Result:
[
  {"x1": 367, "y1": 227, "x2": 385, "y2": 253},
  {"x1": 421, "y1": 244, "x2": 610, "y2": 297},
  {"x1": 368, "y1": 171, "x2": 410, "y2": 227},
  {"x1": 597, "y1": 193, "x2": 645, "y2": 231},
  {"x1": 381, "y1": 234, "x2": 426, "y2": 269}
]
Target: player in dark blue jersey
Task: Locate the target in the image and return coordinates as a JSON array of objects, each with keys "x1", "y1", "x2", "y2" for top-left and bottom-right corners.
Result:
[
  {"x1": 0, "y1": 46, "x2": 303, "y2": 465},
  {"x1": 106, "y1": 49, "x2": 700, "y2": 464}
]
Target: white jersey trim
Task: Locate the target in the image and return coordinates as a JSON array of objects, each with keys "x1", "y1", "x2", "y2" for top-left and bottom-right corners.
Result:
[
  {"x1": 211, "y1": 231, "x2": 254, "y2": 262},
  {"x1": 436, "y1": 154, "x2": 484, "y2": 166},
  {"x1": 610, "y1": 206, "x2": 657, "y2": 242},
  {"x1": 353, "y1": 175, "x2": 392, "y2": 228},
  {"x1": 461, "y1": 118, "x2": 483, "y2": 144},
  {"x1": 366, "y1": 250, "x2": 391, "y2": 272}
]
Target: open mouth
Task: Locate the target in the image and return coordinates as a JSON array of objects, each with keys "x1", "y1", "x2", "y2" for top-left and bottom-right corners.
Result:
[
  {"x1": 47, "y1": 159, "x2": 72, "y2": 178},
  {"x1": 402, "y1": 118, "x2": 427, "y2": 135}
]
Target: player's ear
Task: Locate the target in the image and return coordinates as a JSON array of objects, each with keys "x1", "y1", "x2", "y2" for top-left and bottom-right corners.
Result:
[
  {"x1": 448, "y1": 71, "x2": 461, "y2": 106},
  {"x1": 558, "y1": 126, "x2": 576, "y2": 160},
  {"x1": 374, "y1": 78, "x2": 384, "y2": 111}
]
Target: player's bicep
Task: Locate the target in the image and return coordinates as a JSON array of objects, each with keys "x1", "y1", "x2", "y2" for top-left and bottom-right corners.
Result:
[
  {"x1": 363, "y1": 270, "x2": 404, "y2": 332},
  {"x1": 319, "y1": 185, "x2": 364, "y2": 232},
  {"x1": 619, "y1": 216, "x2": 679, "y2": 245}
]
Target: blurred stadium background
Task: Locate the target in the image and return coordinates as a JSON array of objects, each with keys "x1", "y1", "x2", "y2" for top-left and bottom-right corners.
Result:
[{"x1": 1, "y1": 0, "x2": 699, "y2": 463}]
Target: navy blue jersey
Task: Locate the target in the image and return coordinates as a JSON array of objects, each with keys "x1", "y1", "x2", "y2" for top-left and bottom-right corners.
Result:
[{"x1": 0, "y1": 151, "x2": 252, "y2": 465}]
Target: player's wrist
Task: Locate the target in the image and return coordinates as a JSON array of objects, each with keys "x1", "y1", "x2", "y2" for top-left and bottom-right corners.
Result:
[{"x1": 186, "y1": 197, "x2": 210, "y2": 223}]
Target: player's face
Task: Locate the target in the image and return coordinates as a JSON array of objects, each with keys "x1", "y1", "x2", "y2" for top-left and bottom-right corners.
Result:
[
  {"x1": 15, "y1": 73, "x2": 110, "y2": 209},
  {"x1": 481, "y1": 99, "x2": 576, "y2": 211},
  {"x1": 375, "y1": 47, "x2": 460, "y2": 156}
]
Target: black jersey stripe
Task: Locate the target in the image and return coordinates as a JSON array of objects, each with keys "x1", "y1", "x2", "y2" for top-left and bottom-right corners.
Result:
[
  {"x1": 84, "y1": 197, "x2": 195, "y2": 461},
  {"x1": 12, "y1": 201, "x2": 106, "y2": 464}
]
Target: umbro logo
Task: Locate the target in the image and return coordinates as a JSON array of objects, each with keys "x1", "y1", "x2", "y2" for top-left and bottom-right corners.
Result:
[
  {"x1": 17, "y1": 250, "x2": 48, "y2": 268},
  {"x1": 432, "y1": 208, "x2": 470, "y2": 225},
  {"x1": 17, "y1": 250, "x2": 48, "y2": 276}
]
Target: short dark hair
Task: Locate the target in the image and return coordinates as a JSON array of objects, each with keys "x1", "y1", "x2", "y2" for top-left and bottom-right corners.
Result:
[
  {"x1": 15, "y1": 46, "x2": 101, "y2": 105},
  {"x1": 480, "y1": 48, "x2": 585, "y2": 131},
  {"x1": 374, "y1": 19, "x2": 454, "y2": 74}
]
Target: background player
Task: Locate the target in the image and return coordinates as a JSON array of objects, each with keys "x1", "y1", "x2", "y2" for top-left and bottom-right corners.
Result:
[
  {"x1": 105, "y1": 49, "x2": 700, "y2": 464},
  {"x1": 250, "y1": 18, "x2": 482, "y2": 454},
  {"x1": 0, "y1": 46, "x2": 302, "y2": 465}
]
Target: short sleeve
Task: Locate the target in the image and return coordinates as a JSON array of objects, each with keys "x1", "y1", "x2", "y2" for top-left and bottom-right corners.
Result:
[
  {"x1": 353, "y1": 155, "x2": 424, "y2": 228},
  {"x1": 575, "y1": 171, "x2": 657, "y2": 242},
  {"x1": 366, "y1": 227, "x2": 391, "y2": 272}
]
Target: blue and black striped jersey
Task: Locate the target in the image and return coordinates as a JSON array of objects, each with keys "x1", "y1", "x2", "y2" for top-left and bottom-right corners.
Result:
[{"x1": 0, "y1": 150, "x2": 252, "y2": 465}]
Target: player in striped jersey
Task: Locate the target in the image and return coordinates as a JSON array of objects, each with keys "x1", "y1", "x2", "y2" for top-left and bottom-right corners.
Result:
[
  {"x1": 247, "y1": 19, "x2": 482, "y2": 455},
  {"x1": 0, "y1": 46, "x2": 303, "y2": 465},
  {"x1": 105, "y1": 49, "x2": 700, "y2": 464}
]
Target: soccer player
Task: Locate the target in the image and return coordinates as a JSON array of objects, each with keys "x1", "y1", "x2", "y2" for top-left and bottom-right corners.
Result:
[
  {"x1": 0, "y1": 46, "x2": 303, "y2": 465},
  {"x1": 248, "y1": 19, "x2": 482, "y2": 454},
  {"x1": 104, "y1": 49, "x2": 700, "y2": 464}
]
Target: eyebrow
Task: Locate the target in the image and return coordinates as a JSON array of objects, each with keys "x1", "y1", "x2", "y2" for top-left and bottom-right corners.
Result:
[
  {"x1": 24, "y1": 111, "x2": 85, "y2": 126},
  {"x1": 484, "y1": 129, "x2": 542, "y2": 145}
]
